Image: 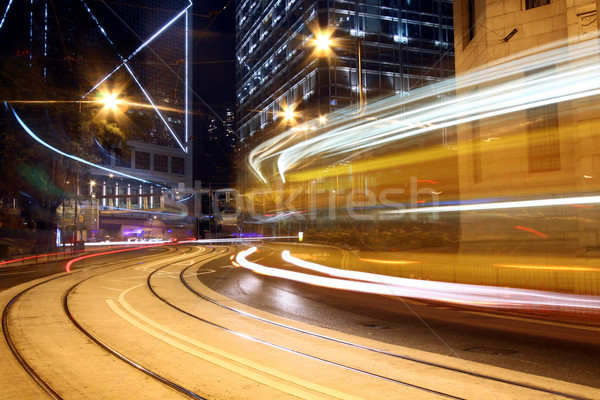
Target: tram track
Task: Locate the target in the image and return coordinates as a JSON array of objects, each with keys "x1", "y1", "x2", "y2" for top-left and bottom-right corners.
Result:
[
  {"x1": 3, "y1": 243, "x2": 598, "y2": 399},
  {"x1": 171, "y1": 246, "x2": 595, "y2": 400},
  {"x1": 2, "y1": 244, "x2": 213, "y2": 399},
  {"x1": 146, "y1": 248, "x2": 464, "y2": 400}
]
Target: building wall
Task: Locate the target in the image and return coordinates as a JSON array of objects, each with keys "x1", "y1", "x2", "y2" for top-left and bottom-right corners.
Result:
[{"x1": 453, "y1": 0, "x2": 600, "y2": 255}]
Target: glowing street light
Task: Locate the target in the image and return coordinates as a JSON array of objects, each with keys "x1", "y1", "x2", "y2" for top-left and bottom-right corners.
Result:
[
  {"x1": 281, "y1": 105, "x2": 297, "y2": 122},
  {"x1": 311, "y1": 29, "x2": 364, "y2": 112},
  {"x1": 102, "y1": 94, "x2": 121, "y2": 110},
  {"x1": 314, "y1": 32, "x2": 332, "y2": 53},
  {"x1": 98, "y1": 90, "x2": 124, "y2": 113}
]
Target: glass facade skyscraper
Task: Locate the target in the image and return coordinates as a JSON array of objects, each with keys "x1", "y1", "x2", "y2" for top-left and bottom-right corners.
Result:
[
  {"x1": 0, "y1": 0, "x2": 194, "y2": 241},
  {"x1": 235, "y1": 0, "x2": 455, "y2": 238},
  {"x1": 236, "y1": 0, "x2": 454, "y2": 142}
]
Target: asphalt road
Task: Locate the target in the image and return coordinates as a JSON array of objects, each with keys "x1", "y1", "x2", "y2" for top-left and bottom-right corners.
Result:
[
  {"x1": 0, "y1": 247, "x2": 159, "y2": 291},
  {"x1": 2, "y1": 242, "x2": 600, "y2": 396},
  {"x1": 197, "y1": 242, "x2": 600, "y2": 389}
]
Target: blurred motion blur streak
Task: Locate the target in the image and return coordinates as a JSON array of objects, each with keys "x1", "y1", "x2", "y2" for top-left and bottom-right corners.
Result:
[
  {"x1": 239, "y1": 38, "x2": 600, "y2": 262},
  {"x1": 235, "y1": 248, "x2": 600, "y2": 313}
]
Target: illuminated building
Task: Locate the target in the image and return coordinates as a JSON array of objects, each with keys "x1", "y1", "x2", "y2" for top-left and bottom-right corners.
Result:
[
  {"x1": 0, "y1": 0, "x2": 194, "y2": 241},
  {"x1": 236, "y1": 0, "x2": 455, "y2": 236},
  {"x1": 236, "y1": 0, "x2": 454, "y2": 142},
  {"x1": 453, "y1": 0, "x2": 600, "y2": 254}
]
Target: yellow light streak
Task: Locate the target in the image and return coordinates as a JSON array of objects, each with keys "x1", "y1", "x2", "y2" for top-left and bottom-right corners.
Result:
[
  {"x1": 495, "y1": 264, "x2": 600, "y2": 272},
  {"x1": 3, "y1": 99, "x2": 184, "y2": 113},
  {"x1": 360, "y1": 258, "x2": 422, "y2": 265}
]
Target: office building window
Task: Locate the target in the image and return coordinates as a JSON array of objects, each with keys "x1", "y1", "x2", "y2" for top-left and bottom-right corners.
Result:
[
  {"x1": 135, "y1": 151, "x2": 150, "y2": 170},
  {"x1": 171, "y1": 156, "x2": 185, "y2": 175},
  {"x1": 115, "y1": 149, "x2": 131, "y2": 168},
  {"x1": 468, "y1": 0, "x2": 476, "y2": 40},
  {"x1": 154, "y1": 154, "x2": 168, "y2": 172},
  {"x1": 526, "y1": 0, "x2": 551, "y2": 10}
]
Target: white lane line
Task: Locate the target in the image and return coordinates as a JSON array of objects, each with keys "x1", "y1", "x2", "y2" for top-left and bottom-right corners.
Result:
[{"x1": 105, "y1": 286, "x2": 360, "y2": 400}]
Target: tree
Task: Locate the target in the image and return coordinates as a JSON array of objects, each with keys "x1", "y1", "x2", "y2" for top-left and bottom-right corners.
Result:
[{"x1": 0, "y1": 55, "x2": 135, "y2": 250}]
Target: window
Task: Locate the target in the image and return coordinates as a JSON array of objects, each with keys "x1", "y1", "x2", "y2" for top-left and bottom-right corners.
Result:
[
  {"x1": 468, "y1": 0, "x2": 476, "y2": 40},
  {"x1": 171, "y1": 156, "x2": 185, "y2": 175},
  {"x1": 526, "y1": 0, "x2": 550, "y2": 10},
  {"x1": 135, "y1": 151, "x2": 150, "y2": 170},
  {"x1": 527, "y1": 103, "x2": 561, "y2": 172},
  {"x1": 154, "y1": 154, "x2": 168, "y2": 172},
  {"x1": 115, "y1": 149, "x2": 131, "y2": 168}
]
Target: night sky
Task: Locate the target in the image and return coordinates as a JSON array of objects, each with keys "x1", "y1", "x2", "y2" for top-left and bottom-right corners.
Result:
[
  {"x1": 192, "y1": 1, "x2": 235, "y2": 117},
  {"x1": 192, "y1": 1, "x2": 236, "y2": 186}
]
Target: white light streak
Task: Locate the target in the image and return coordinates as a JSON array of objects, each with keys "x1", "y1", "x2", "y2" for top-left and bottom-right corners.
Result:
[
  {"x1": 235, "y1": 247, "x2": 600, "y2": 311},
  {"x1": 385, "y1": 195, "x2": 600, "y2": 215},
  {"x1": 248, "y1": 40, "x2": 600, "y2": 184}
]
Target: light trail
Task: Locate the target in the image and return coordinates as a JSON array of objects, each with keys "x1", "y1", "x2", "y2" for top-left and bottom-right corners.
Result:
[
  {"x1": 247, "y1": 39, "x2": 600, "y2": 184},
  {"x1": 234, "y1": 247, "x2": 600, "y2": 311},
  {"x1": 494, "y1": 264, "x2": 600, "y2": 272},
  {"x1": 383, "y1": 195, "x2": 600, "y2": 215},
  {"x1": 0, "y1": 0, "x2": 14, "y2": 31},
  {"x1": 3, "y1": 99, "x2": 184, "y2": 113},
  {"x1": 8, "y1": 104, "x2": 161, "y2": 187},
  {"x1": 359, "y1": 258, "x2": 422, "y2": 265},
  {"x1": 65, "y1": 242, "x2": 172, "y2": 272}
]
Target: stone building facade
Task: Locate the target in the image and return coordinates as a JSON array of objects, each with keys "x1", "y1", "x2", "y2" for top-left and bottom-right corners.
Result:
[{"x1": 453, "y1": 0, "x2": 600, "y2": 255}]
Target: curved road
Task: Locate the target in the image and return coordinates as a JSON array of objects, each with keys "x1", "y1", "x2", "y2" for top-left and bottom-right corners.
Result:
[{"x1": 0, "y1": 243, "x2": 599, "y2": 399}]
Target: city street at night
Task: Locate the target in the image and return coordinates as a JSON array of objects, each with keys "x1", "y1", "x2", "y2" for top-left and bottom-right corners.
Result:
[
  {"x1": 1, "y1": 242, "x2": 599, "y2": 399},
  {"x1": 3, "y1": 0, "x2": 600, "y2": 398}
]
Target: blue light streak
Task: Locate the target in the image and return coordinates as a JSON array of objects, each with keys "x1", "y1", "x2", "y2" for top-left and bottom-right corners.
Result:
[
  {"x1": 94, "y1": 137, "x2": 118, "y2": 161},
  {"x1": 0, "y1": 0, "x2": 14, "y2": 31},
  {"x1": 9, "y1": 104, "x2": 163, "y2": 187},
  {"x1": 177, "y1": 194, "x2": 194, "y2": 203}
]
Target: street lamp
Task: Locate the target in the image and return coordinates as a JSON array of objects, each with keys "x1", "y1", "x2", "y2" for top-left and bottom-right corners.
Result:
[
  {"x1": 314, "y1": 32, "x2": 332, "y2": 53},
  {"x1": 282, "y1": 105, "x2": 297, "y2": 122},
  {"x1": 99, "y1": 90, "x2": 124, "y2": 112},
  {"x1": 312, "y1": 29, "x2": 364, "y2": 112}
]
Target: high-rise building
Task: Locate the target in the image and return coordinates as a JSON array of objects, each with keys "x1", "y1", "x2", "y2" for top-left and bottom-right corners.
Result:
[
  {"x1": 235, "y1": 0, "x2": 455, "y2": 237},
  {"x1": 236, "y1": 0, "x2": 455, "y2": 143},
  {"x1": 0, "y1": 0, "x2": 194, "y2": 241}
]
